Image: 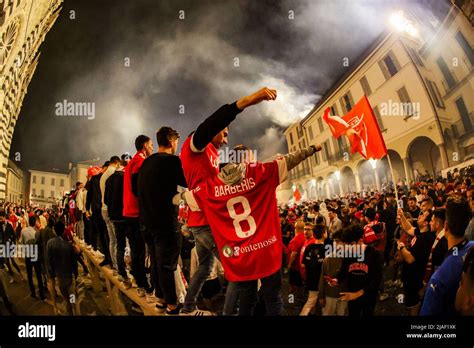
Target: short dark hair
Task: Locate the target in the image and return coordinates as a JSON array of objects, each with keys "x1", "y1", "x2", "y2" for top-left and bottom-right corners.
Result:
[
  {"x1": 315, "y1": 215, "x2": 325, "y2": 225},
  {"x1": 135, "y1": 135, "x2": 151, "y2": 151},
  {"x1": 75, "y1": 182, "x2": 81, "y2": 188},
  {"x1": 445, "y1": 196, "x2": 472, "y2": 238},
  {"x1": 314, "y1": 224, "x2": 325, "y2": 239},
  {"x1": 109, "y1": 156, "x2": 121, "y2": 164},
  {"x1": 408, "y1": 197, "x2": 417, "y2": 202},
  {"x1": 341, "y1": 225, "x2": 364, "y2": 244},
  {"x1": 0, "y1": 209, "x2": 5, "y2": 218},
  {"x1": 422, "y1": 197, "x2": 434, "y2": 206},
  {"x1": 47, "y1": 216, "x2": 56, "y2": 228},
  {"x1": 364, "y1": 207, "x2": 376, "y2": 221},
  {"x1": 54, "y1": 221, "x2": 65, "y2": 236},
  {"x1": 28, "y1": 215, "x2": 38, "y2": 227},
  {"x1": 332, "y1": 229, "x2": 342, "y2": 241},
  {"x1": 156, "y1": 127, "x2": 180, "y2": 147},
  {"x1": 432, "y1": 208, "x2": 446, "y2": 224}
]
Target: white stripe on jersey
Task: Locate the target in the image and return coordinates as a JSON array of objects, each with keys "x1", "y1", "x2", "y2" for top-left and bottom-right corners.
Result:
[
  {"x1": 184, "y1": 190, "x2": 201, "y2": 212},
  {"x1": 190, "y1": 134, "x2": 206, "y2": 153},
  {"x1": 276, "y1": 157, "x2": 288, "y2": 184}
]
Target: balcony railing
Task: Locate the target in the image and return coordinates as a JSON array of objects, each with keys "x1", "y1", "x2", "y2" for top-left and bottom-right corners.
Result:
[
  {"x1": 451, "y1": 112, "x2": 474, "y2": 139},
  {"x1": 327, "y1": 145, "x2": 351, "y2": 166}
]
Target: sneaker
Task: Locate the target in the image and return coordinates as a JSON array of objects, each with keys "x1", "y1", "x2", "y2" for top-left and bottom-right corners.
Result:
[
  {"x1": 146, "y1": 293, "x2": 158, "y2": 304},
  {"x1": 136, "y1": 288, "x2": 146, "y2": 297},
  {"x1": 155, "y1": 302, "x2": 167, "y2": 314},
  {"x1": 379, "y1": 293, "x2": 389, "y2": 302},
  {"x1": 166, "y1": 303, "x2": 183, "y2": 315},
  {"x1": 180, "y1": 308, "x2": 213, "y2": 316}
]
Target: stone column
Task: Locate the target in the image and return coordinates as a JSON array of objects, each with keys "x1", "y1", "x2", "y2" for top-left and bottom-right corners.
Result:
[
  {"x1": 354, "y1": 172, "x2": 362, "y2": 192},
  {"x1": 402, "y1": 157, "x2": 412, "y2": 182},
  {"x1": 439, "y1": 143, "x2": 449, "y2": 171}
]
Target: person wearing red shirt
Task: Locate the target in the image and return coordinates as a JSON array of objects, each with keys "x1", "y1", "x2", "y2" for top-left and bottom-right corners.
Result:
[
  {"x1": 299, "y1": 223, "x2": 316, "y2": 280},
  {"x1": 288, "y1": 220, "x2": 306, "y2": 294},
  {"x1": 122, "y1": 135, "x2": 154, "y2": 297},
  {"x1": 179, "y1": 87, "x2": 277, "y2": 315},
  {"x1": 177, "y1": 145, "x2": 322, "y2": 315}
]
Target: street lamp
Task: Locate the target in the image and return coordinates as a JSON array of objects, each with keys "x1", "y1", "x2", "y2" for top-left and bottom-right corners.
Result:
[{"x1": 389, "y1": 11, "x2": 418, "y2": 37}]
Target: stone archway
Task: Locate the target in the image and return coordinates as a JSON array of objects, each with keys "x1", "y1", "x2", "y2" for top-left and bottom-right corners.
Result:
[
  {"x1": 357, "y1": 160, "x2": 376, "y2": 191},
  {"x1": 407, "y1": 136, "x2": 441, "y2": 178},
  {"x1": 379, "y1": 149, "x2": 405, "y2": 184},
  {"x1": 341, "y1": 166, "x2": 356, "y2": 194}
]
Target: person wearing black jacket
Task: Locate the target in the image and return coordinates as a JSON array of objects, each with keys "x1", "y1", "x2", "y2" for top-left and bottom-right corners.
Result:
[
  {"x1": 138, "y1": 127, "x2": 188, "y2": 315},
  {"x1": 336, "y1": 225, "x2": 383, "y2": 317},
  {"x1": 300, "y1": 224, "x2": 327, "y2": 315},
  {"x1": 104, "y1": 161, "x2": 129, "y2": 286},
  {"x1": 0, "y1": 210, "x2": 22, "y2": 281},
  {"x1": 47, "y1": 221, "x2": 78, "y2": 315},
  {"x1": 86, "y1": 163, "x2": 112, "y2": 267}
]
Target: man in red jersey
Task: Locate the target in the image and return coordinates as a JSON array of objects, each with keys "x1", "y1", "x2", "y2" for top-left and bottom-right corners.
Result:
[
  {"x1": 179, "y1": 87, "x2": 277, "y2": 315},
  {"x1": 123, "y1": 135, "x2": 154, "y2": 297},
  {"x1": 176, "y1": 144, "x2": 322, "y2": 315}
]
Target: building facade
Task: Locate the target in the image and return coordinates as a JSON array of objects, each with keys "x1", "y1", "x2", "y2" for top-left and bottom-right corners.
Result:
[
  {"x1": 5, "y1": 158, "x2": 25, "y2": 204},
  {"x1": 0, "y1": 0, "x2": 63, "y2": 201},
  {"x1": 284, "y1": 0, "x2": 473, "y2": 201},
  {"x1": 29, "y1": 169, "x2": 69, "y2": 208}
]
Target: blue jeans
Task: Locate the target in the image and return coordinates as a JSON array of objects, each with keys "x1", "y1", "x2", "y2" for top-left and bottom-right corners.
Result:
[
  {"x1": 183, "y1": 225, "x2": 219, "y2": 312},
  {"x1": 101, "y1": 209, "x2": 117, "y2": 269},
  {"x1": 224, "y1": 270, "x2": 284, "y2": 316}
]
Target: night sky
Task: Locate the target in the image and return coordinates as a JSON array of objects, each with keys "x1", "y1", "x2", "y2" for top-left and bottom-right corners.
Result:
[{"x1": 10, "y1": 0, "x2": 446, "y2": 172}]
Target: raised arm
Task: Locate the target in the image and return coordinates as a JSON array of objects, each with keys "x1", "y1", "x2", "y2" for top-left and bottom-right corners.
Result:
[
  {"x1": 283, "y1": 145, "x2": 322, "y2": 172},
  {"x1": 191, "y1": 87, "x2": 277, "y2": 152}
]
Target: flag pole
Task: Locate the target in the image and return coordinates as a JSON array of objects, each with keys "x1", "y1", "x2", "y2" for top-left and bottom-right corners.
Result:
[{"x1": 386, "y1": 152, "x2": 399, "y2": 202}]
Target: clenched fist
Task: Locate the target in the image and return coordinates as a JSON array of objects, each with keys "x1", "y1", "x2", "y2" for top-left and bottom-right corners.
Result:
[{"x1": 236, "y1": 87, "x2": 277, "y2": 110}]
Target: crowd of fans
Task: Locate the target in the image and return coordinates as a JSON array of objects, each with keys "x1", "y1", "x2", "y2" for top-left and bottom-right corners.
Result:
[
  {"x1": 0, "y1": 87, "x2": 473, "y2": 317},
  {"x1": 280, "y1": 165, "x2": 474, "y2": 316}
]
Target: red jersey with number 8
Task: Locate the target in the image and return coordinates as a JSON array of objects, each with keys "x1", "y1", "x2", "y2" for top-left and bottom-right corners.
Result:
[{"x1": 184, "y1": 158, "x2": 288, "y2": 281}]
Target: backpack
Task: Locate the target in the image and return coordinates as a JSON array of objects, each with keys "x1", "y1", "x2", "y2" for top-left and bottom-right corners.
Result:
[{"x1": 363, "y1": 221, "x2": 386, "y2": 246}]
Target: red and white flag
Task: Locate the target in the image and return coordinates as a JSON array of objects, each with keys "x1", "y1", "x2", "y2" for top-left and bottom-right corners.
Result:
[{"x1": 323, "y1": 96, "x2": 387, "y2": 160}]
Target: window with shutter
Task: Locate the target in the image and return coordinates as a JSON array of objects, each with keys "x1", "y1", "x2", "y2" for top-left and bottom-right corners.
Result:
[
  {"x1": 372, "y1": 105, "x2": 385, "y2": 131},
  {"x1": 360, "y1": 76, "x2": 372, "y2": 96}
]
